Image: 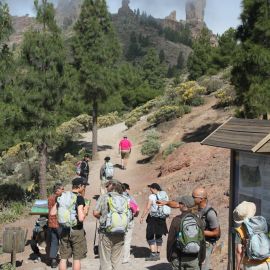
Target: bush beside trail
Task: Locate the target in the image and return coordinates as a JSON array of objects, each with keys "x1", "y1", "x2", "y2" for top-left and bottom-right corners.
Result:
[{"x1": 141, "y1": 129, "x2": 161, "y2": 157}]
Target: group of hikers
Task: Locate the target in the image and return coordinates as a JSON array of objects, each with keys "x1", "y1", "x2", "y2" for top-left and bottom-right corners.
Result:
[{"x1": 33, "y1": 134, "x2": 270, "y2": 270}]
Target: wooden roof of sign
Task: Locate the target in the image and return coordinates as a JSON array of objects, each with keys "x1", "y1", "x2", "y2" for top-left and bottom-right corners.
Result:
[{"x1": 201, "y1": 117, "x2": 270, "y2": 153}]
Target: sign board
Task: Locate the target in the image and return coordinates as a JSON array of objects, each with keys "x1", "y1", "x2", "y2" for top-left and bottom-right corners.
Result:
[{"x1": 233, "y1": 151, "x2": 270, "y2": 222}]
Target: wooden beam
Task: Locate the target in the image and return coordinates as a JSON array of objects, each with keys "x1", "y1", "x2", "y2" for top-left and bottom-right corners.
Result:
[{"x1": 252, "y1": 133, "x2": 270, "y2": 153}]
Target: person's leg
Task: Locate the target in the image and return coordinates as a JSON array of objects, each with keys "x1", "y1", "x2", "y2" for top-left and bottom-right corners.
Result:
[
  {"x1": 123, "y1": 221, "x2": 134, "y2": 263},
  {"x1": 171, "y1": 258, "x2": 181, "y2": 270},
  {"x1": 99, "y1": 233, "x2": 113, "y2": 270},
  {"x1": 155, "y1": 234, "x2": 163, "y2": 259},
  {"x1": 181, "y1": 257, "x2": 200, "y2": 270},
  {"x1": 72, "y1": 260, "x2": 81, "y2": 270},
  {"x1": 49, "y1": 228, "x2": 58, "y2": 258},
  {"x1": 111, "y1": 234, "x2": 125, "y2": 270},
  {"x1": 146, "y1": 233, "x2": 158, "y2": 260},
  {"x1": 59, "y1": 259, "x2": 67, "y2": 270},
  {"x1": 201, "y1": 243, "x2": 214, "y2": 270}
]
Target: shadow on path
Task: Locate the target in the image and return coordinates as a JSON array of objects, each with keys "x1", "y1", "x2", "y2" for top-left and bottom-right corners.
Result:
[
  {"x1": 147, "y1": 263, "x2": 172, "y2": 270},
  {"x1": 182, "y1": 123, "x2": 220, "y2": 143},
  {"x1": 131, "y1": 246, "x2": 150, "y2": 258},
  {"x1": 137, "y1": 156, "x2": 154, "y2": 164}
]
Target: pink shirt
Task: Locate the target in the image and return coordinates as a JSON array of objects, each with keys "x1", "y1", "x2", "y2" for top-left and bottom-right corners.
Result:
[{"x1": 119, "y1": 139, "x2": 132, "y2": 151}]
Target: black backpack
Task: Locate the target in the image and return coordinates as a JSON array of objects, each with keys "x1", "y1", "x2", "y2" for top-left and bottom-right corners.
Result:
[{"x1": 200, "y1": 207, "x2": 220, "y2": 243}]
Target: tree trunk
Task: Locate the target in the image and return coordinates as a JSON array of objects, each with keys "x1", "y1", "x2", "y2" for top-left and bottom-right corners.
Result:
[
  {"x1": 92, "y1": 98, "x2": 98, "y2": 160},
  {"x1": 39, "y1": 143, "x2": 47, "y2": 199}
]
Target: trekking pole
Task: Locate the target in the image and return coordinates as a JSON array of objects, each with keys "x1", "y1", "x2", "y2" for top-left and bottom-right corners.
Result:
[{"x1": 93, "y1": 220, "x2": 99, "y2": 255}]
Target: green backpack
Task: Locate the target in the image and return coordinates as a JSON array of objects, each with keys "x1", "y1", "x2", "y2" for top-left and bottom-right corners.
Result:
[
  {"x1": 105, "y1": 193, "x2": 129, "y2": 234},
  {"x1": 176, "y1": 213, "x2": 204, "y2": 254}
]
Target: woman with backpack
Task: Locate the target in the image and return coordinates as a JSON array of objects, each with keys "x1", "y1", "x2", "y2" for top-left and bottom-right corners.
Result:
[
  {"x1": 140, "y1": 183, "x2": 169, "y2": 261},
  {"x1": 233, "y1": 201, "x2": 270, "y2": 270}
]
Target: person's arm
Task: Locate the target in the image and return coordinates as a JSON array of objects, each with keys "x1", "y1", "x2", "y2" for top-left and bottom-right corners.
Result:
[
  {"x1": 236, "y1": 243, "x2": 244, "y2": 270},
  {"x1": 167, "y1": 217, "x2": 179, "y2": 262},
  {"x1": 77, "y1": 196, "x2": 89, "y2": 222},
  {"x1": 140, "y1": 199, "x2": 152, "y2": 224},
  {"x1": 204, "y1": 227, "x2": 221, "y2": 238},
  {"x1": 100, "y1": 165, "x2": 105, "y2": 180},
  {"x1": 93, "y1": 196, "x2": 103, "y2": 219},
  {"x1": 50, "y1": 202, "x2": 57, "y2": 216},
  {"x1": 156, "y1": 200, "x2": 180, "y2": 208}
]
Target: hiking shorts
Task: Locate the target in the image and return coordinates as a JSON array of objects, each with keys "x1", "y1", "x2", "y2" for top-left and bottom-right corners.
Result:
[
  {"x1": 60, "y1": 228, "x2": 87, "y2": 260},
  {"x1": 121, "y1": 150, "x2": 130, "y2": 159}
]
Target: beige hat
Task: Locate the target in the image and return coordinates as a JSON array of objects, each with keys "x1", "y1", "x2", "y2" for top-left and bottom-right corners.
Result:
[{"x1": 233, "y1": 201, "x2": 256, "y2": 224}]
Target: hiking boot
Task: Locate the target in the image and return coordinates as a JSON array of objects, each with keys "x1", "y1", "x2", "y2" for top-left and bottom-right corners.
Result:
[
  {"x1": 145, "y1": 253, "x2": 159, "y2": 261},
  {"x1": 51, "y1": 259, "x2": 58, "y2": 268},
  {"x1": 156, "y1": 252, "x2": 160, "y2": 260}
]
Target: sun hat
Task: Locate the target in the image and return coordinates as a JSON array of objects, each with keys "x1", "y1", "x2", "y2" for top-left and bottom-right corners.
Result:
[{"x1": 233, "y1": 201, "x2": 256, "y2": 224}]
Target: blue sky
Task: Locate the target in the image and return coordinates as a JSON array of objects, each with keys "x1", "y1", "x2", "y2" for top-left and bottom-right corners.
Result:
[{"x1": 6, "y1": 0, "x2": 242, "y2": 34}]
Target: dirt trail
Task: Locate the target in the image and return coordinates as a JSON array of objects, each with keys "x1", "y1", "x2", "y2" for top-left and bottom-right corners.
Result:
[{"x1": 0, "y1": 95, "x2": 229, "y2": 269}]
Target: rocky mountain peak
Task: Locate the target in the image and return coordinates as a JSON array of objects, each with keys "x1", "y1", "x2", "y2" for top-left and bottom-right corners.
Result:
[
  {"x1": 118, "y1": 0, "x2": 134, "y2": 17},
  {"x1": 186, "y1": 0, "x2": 206, "y2": 23}
]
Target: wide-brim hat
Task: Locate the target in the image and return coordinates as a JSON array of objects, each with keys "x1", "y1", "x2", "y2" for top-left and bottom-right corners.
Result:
[{"x1": 233, "y1": 201, "x2": 256, "y2": 224}]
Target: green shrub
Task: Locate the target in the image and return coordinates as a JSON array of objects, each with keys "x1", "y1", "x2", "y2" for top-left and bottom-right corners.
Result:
[
  {"x1": 0, "y1": 184, "x2": 25, "y2": 203},
  {"x1": 215, "y1": 85, "x2": 235, "y2": 107},
  {"x1": 141, "y1": 129, "x2": 161, "y2": 157},
  {"x1": 0, "y1": 201, "x2": 27, "y2": 224},
  {"x1": 205, "y1": 78, "x2": 224, "y2": 94},
  {"x1": 98, "y1": 112, "x2": 121, "y2": 128},
  {"x1": 183, "y1": 105, "x2": 192, "y2": 114},
  {"x1": 1, "y1": 263, "x2": 16, "y2": 270},
  {"x1": 147, "y1": 105, "x2": 184, "y2": 124},
  {"x1": 125, "y1": 116, "x2": 138, "y2": 128},
  {"x1": 141, "y1": 139, "x2": 161, "y2": 156},
  {"x1": 163, "y1": 141, "x2": 184, "y2": 159},
  {"x1": 189, "y1": 96, "x2": 205, "y2": 106}
]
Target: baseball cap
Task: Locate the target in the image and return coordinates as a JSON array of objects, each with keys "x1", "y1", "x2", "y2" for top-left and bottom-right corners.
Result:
[
  {"x1": 233, "y1": 201, "x2": 256, "y2": 224},
  {"x1": 72, "y1": 177, "x2": 89, "y2": 186},
  {"x1": 175, "y1": 195, "x2": 195, "y2": 208},
  {"x1": 104, "y1": 156, "x2": 111, "y2": 161},
  {"x1": 147, "y1": 183, "x2": 161, "y2": 191}
]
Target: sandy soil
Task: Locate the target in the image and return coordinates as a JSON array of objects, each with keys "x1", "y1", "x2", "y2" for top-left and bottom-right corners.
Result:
[{"x1": 0, "y1": 95, "x2": 233, "y2": 269}]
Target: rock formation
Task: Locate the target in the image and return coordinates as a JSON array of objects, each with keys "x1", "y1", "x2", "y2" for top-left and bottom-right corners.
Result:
[
  {"x1": 163, "y1": 11, "x2": 181, "y2": 31},
  {"x1": 118, "y1": 0, "x2": 134, "y2": 17},
  {"x1": 165, "y1": 11, "x2": 177, "y2": 22},
  {"x1": 186, "y1": 0, "x2": 206, "y2": 23}
]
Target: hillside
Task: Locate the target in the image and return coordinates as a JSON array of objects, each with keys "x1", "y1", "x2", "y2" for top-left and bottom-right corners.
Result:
[{"x1": 0, "y1": 94, "x2": 233, "y2": 269}]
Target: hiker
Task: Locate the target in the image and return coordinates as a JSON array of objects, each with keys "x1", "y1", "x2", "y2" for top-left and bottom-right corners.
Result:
[
  {"x1": 122, "y1": 183, "x2": 140, "y2": 264},
  {"x1": 100, "y1": 156, "x2": 114, "y2": 195},
  {"x1": 140, "y1": 183, "x2": 169, "y2": 261},
  {"x1": 51, "y1": 177, "x2": 90, "y2": 270},
  {"x1": 192, "y1": 187, "x2": 220, "y2": 270},
  {"x1": 118, "y1": 135, "x2": 132, "y2": 170},
  {"x1": 47, "y1": 182, "x2": 64, "y2": 268},
  {"x1": 233, "y1": 201, "x2": 270, "y2": 270},
  {"x1": 77, "y1": 154, "x2": 90, "y2": 181},
  {"x1": 93, "y1": 180, "x2": 129, "y2": 270},
  {"x1": 167, "y1": 195, "x2": 206, "y2": 270}
]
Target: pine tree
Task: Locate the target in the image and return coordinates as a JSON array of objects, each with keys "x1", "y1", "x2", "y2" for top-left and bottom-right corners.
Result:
[
  {"x1": 72, "y1": 0, "x2": 120, "y2": 159},
  {"x1": 18, "y1": 0, "x2": 66, "y2": 198},
  {"x1": 187, "y1": 28, "x2": 213, "y2": 80},
  {"x1": 141, "y1": 48, "x2": 165, "y2": 91},
  {"x1": 231, "y1": 0, "x2": 270, "y2": 118}
]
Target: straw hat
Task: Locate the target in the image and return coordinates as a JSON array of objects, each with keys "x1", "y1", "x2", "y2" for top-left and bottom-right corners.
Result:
[{"x1": 233, "y1": 201, "x2": 256, "y2": 224}]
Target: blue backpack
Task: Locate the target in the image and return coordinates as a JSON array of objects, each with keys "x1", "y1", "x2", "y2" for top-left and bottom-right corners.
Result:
[{"x1": 243, "y1": 216, "x2": 270, "y2": 260}]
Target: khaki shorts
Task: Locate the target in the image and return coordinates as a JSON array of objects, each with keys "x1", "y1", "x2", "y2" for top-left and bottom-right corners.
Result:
[
  {"x1": 121, "y1": 150, "x2": 130, "y2": 159},
  {"x1": 60, "y1": 228, "x2": 87, "y2": 260}
]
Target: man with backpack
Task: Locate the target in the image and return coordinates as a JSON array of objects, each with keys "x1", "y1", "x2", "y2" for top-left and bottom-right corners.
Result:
[
  {"x1": 93, "y1": 180, "x2": 129, "y2": 270},
  {"x1": 122, "y1": 183, "x2": 139, "y2": 264},
  {"x1": 50, "y1": 177, "x2": 90, "y2": 270},
  {"x1": 192, "y1": 187, "x2": 220, "y2": 270},
  {"x1": 47, "y1": 182, "x2": 64, "y2": 268},
  {"x1": 167, "y1": 195, "x2": 206, "y2": 270},
  {"x1": 100, "y1": 156, "x2": 114, "y2": 195},
  {"x1": 233, "y1": 201, "x2": 270, "y2": 270},
  {"x1": 76, "y1": 154, "x2": 90, "y2": 181}
]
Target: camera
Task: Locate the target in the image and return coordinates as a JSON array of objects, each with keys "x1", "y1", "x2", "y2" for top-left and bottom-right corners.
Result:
[{"x1": 93, "y1": 245, "x2": 99, "y2": 255}]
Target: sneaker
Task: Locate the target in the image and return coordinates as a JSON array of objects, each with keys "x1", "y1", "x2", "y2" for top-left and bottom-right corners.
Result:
[
  {"x1": 145, "y1": 253, "x2": 159, "y2": 261},
  {"x1": 156, "y1": 253, "x2": 160, "y2": 260},
  {"x1": 51, "y1": 259, "x2": 58, "y2": 268}
]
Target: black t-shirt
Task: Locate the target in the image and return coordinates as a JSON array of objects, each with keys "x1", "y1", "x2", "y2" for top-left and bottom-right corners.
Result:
[{"x1": 73, "y1": 192, "x2": 85, "y2": 229}]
